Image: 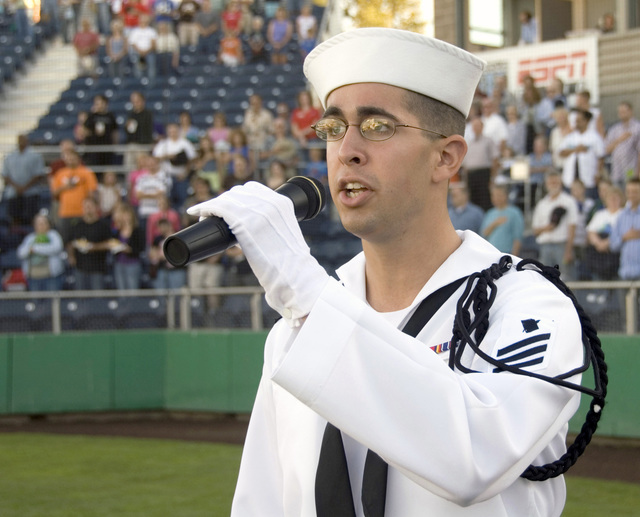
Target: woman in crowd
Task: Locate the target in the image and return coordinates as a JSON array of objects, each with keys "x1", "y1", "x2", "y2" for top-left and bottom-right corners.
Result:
[
  {"x1": 290, "y1": 89, "x2": 321, "y2": 150},
  {"x1": 110, "y1": 202, "x2": 145, "y2": 290},
  {"x1": 17, "y1": 212, "x2": 66, "y2": 291},
  {"x1": 207, "y1": 112, "x2": 231, "y2": 146}
]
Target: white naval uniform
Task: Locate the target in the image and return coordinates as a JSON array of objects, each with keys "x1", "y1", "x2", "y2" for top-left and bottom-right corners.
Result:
[{"x1": 231, "y1": 231, "x2": 583, "y2": 517}]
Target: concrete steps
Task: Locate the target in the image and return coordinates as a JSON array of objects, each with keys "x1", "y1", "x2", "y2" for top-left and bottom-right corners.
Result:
[{"x1": 0, "y1": 39, "x2": 77, "y2": 160}]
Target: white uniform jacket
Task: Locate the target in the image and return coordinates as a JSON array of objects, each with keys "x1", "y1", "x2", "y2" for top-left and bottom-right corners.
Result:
[{"x1": 231, "y1": 231, "x2": 583, "y2": 517}]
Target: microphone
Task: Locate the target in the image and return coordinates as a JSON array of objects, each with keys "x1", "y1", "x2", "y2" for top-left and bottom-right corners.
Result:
[{"x1": 163, "y1": 176, "x2": 327, "y2": 268}]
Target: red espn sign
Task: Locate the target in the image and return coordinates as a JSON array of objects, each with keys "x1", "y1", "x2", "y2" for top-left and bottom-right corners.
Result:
[{"x1": 518, "y1": 51, "x2": 588, "y2": 85}]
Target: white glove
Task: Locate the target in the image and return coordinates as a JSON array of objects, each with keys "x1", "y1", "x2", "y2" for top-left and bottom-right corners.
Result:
[{"x1": 186, "y1": 181, "x2": 330, "y2": 326}]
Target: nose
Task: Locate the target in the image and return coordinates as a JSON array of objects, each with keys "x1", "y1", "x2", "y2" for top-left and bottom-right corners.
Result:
[{"x1": 336, "y1": 125, "x2": 367, "y2": 166}]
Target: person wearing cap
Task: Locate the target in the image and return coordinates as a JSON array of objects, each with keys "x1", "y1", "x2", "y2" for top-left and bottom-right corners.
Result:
[{"x1": 187, "y1": 28, "x2": 584, "y2": 516}]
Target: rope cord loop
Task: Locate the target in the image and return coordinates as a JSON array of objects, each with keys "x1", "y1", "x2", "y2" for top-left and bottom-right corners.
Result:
[{"x1": 448, "y1": 256, "x2": 608, "y2": 481}]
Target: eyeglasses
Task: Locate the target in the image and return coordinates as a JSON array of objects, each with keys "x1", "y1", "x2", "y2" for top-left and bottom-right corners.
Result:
[{"x1": 311, "y1": 117, "x2": 448, "y2": 142}]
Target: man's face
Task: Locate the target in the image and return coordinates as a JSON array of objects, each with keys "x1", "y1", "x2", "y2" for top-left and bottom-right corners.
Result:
[
  {"x1": 575, "y1": 112, "x2": 588, "y2": 132},
  {"x1": 83, "y1": 199, "x2": 98, "y2": 220},
  {"x1": 324, "y1": 83, "x2": 439, "y2": 244},
  {"x1": 618, "y1": 103, "x2": 632, "y2": 122},
  {"x1": 449, "y1": 187, "x2": 467, "y2": 208},
  {"x1": 545, "y1": 174, "x2": 563, "y2": 195},
  {"x1": 93, "y1": 97, "x2": 107, "y2": 113},
  {"x1": 131, "y1": 93, "x2": 145, "y2": 111},
  {"x1": 625, "y1": 182, "x2": 640, "y2": 208}
]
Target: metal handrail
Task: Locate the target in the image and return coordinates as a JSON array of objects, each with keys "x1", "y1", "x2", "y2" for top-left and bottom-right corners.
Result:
[{"x1": 0, "y1": 281, "x2": 638, "y2": 334}]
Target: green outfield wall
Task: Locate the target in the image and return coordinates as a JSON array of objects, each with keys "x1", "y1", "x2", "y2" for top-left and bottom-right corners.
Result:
[{"x1": 0, "y1": 332, "x2": 638, "y2": 439}]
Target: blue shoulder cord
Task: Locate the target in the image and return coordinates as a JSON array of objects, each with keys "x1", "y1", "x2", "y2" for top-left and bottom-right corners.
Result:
[{"x1": 449, "y1": 255, "x2": 608, "y2": 481}]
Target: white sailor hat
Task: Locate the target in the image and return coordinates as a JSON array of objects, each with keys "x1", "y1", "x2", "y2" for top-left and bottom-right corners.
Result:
[{"x1": 303, "y1": 27, "x2": 486, "y2": 117}]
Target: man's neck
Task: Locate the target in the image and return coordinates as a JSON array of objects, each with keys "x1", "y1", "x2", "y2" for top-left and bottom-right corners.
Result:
[{"x1": 362, "y1": 223, "x2": 462, "y2": 312}]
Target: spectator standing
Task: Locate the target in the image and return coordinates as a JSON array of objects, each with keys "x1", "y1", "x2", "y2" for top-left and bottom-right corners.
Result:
[
  {"x1": 67, "y1": 197, "x2": 112, "y2": 290},
  {"x1": 207, "y1": 111, "x2": 231, "y2": 145},
  {"x1": 97, "y1": 170, "x2": 123, "y2": 220},
  {"x1": 73, "y1": 18, "x2": 100, "y2": 76},
  {"x1": 481, "y1": 98, "x2": 508, "y2": 156},
  {"x1": 604, "y1": 101, "x2": 640, "y2": 189},
  {"x1": 17, "y1": 213, "x2": 66, "y2": 292},
  {"x1": 559, "y1": 109, "x2": 606, "y2": 198},
  {"x1": 146, "y1": 195, "x2": 181, "y2": 248},
  {"x1": 148, "y1": 218, "x2": 187, "y2": 288},
  {"x1": 549, "y1": 107, "x2": 572, "y2": 171},
  {"x1": 74, "y1": 110, "x2": 88, "y2": 145},
  {"x1": 448, "y1": 183, "x2": 484, "y2": 233},
  {"x1": 462, "y1": 117, "x2": 499, "y2": 211},
  {"x1": 261, "y1": 117, "x2": 299, "y2": 175},
  {"x1": 290, "y1": 89, "x2": 321, "y2": 151},
  {"x1": 247, "y1": 15, "x2": 268, "y2": 63},
  {"x1": 83, "y1": 94, "x2": 119, "y2": 167},
  {"x1": 106, "y1": 19, "x2": 129, "y2": 78},
  {"x1": 120, "y1": 0, "x2": 150, "y2": 32},
  {"x1": 127, "y1": 152, "x2": 151, "y2": 210},
  {"x1": 267, "y1": 6, "x2": 293, "y2": 65},
  {"x1": 128, "y1": 14, "x2": 157, "y2": 80},
  {"x1": 194, "y1": 137, "x2": 220, "y2": 192},
  {"x1": 124, "y1": 91, "x2": 155, "y2": 168},
  {"x1": 242, "y1": 94, "x2": 274, "y2": 159},
  {"x1": 1, "y1": 134, "x2": 46, "y2": 225},
  {"x1": 195, "y1": 0, "x2": 219, "y2": 55},
  {"x1": 93, "y1": 0, "x2": 112, "y2": 35},
  {"x1": 222, "y1": 154, "x2": 255, "y2": 191},
  {"x1": 265, "y1": 160, "x2": 288, "y2": 190},
  {"x1": 598, "y1": 12, "x2": 616, "y2": 33},
  {"x1": 177, "y1": 0, "x2": 200, "y2": 47},
  {"x1": 151, "y1": 0, "x2": 176, "y2": 26},
  {"x1": 532, "y1": 171, "x2": 578, "y2": 279},
  {"x1": 134, "y1": 155, "x2": 172, "y2": 229},
  {"x1": 183, "y1": 179, "x2": 225, "y2": 310},
  {"x1": 609, "y1": 178, "x2": 640, "y2": 280},
  {"x1": 295, "y1": 3, "x2": 316, "y2": 59},
  {"x1": 228, "y1": 128, "x2": 250, "y2": 164},
  {"x1": 50, "y1": 149, "x2": 98, "y2": 243},
  {"x1": 304, "y1": 146, "x2": 327, "y2": 185},
  {"x1": 570, "y1": 179, "x2": 596, "y2": 279},
  {"x1": 570, "y1": 91, "x2": 605, "y2": 137},
  {"x1": 156, "y1": 20, "x2": 181, "y2": 76},
  {"x1": 520, "y1": 83, "x2": 542, "y2": 154},
  {"x1": 518, "y1": 10, "x2": 538, "y2": 45},
  {"x1": 152, "y1": 122, "x2": 197, "y2": 209},
  {"x1": 221, "y1": 0, "x2": 243, "y2": 36},
  {"x1": 528, "y1": 134, "x2": 554, "y2": 186},
  {"x1": 178, "y1": 111, "x2": 200, "y2": 144},
  {"x1": 503, "y1": 104, "x2": 526, "y2": 157},
  {"x1": 585, "y1": 186, "x2": 624, "y2": 280},
  {"x1": 110, "y1": 202, "x2": 145, "y2": 289},
  {"x1": 11, "y1": 0, "x2": 32, "y2": 39},
  {"x1": 218, "y1": 28, "x2": 245, "y2": 66},
  {"x1": 536, "y1": 78, "x2": 566, "y2": 135},
  {"x1": 480, "y1": 182, "x2": 525, "y2": 255}
]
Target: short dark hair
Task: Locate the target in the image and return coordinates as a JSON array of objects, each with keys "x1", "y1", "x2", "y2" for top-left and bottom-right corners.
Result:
[{"x1": 403, "y1": 90, "x2": 466, "y2": 138}]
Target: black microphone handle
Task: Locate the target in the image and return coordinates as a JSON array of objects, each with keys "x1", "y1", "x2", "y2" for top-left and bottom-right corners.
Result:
[{"x1": 163, "y1": 176, "x2": 326, "y2": 268}]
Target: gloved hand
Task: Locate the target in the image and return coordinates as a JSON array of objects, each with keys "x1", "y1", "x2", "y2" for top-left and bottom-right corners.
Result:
[{"x1": 186, "y1": 181, "x2": 330, "y2": 326}]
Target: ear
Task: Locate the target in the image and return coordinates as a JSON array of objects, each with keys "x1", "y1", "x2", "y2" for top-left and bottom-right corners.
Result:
[{"x1": 432, "y1": 135, "x2": 467, "y2": 184}]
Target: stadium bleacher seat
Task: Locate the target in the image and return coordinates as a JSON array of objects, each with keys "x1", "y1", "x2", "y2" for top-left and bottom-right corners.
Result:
[
  {"x1": 0, "y1": 299, "x2": 47, "y2": 332},
  {"x1": 73, "y1": 297, "x2": 121, "y2": 330},
  {"x1": 117, "y1": 296, "x2": 167, "y2": 329}
]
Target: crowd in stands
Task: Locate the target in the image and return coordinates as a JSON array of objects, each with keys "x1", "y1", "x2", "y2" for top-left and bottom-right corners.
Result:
[
  {"x1": 1, "y1": 2, "x2": 640, "y2": 313},
  {"x1": 451, "y1": 74, "x2": 640, "y2": 283}
]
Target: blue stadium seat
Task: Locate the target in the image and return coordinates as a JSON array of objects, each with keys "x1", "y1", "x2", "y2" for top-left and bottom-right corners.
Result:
[
  {"x1": 117, "y1": 296, "x2": 167, "y2": 329},
  {"x1": 73, "y1": 297, "x2": 121, "y2": 330},
  {"x1": 0, "y1": 299, "x2": 46, "y2": 333}
]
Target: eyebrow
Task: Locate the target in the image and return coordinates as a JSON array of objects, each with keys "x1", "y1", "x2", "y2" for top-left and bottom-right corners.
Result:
[{"x1": 322, "y1": 105, "x2": 400, "y2": 121}]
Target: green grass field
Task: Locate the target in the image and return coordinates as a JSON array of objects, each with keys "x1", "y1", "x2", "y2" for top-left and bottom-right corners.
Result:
[{"x1": 1, "y1": 433, "x2": 638, "y2": 516}]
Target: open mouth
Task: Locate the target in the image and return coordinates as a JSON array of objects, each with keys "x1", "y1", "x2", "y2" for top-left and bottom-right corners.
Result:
[{"x1": 345, "y1": 182, "x2": 367, "y2": 198}]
